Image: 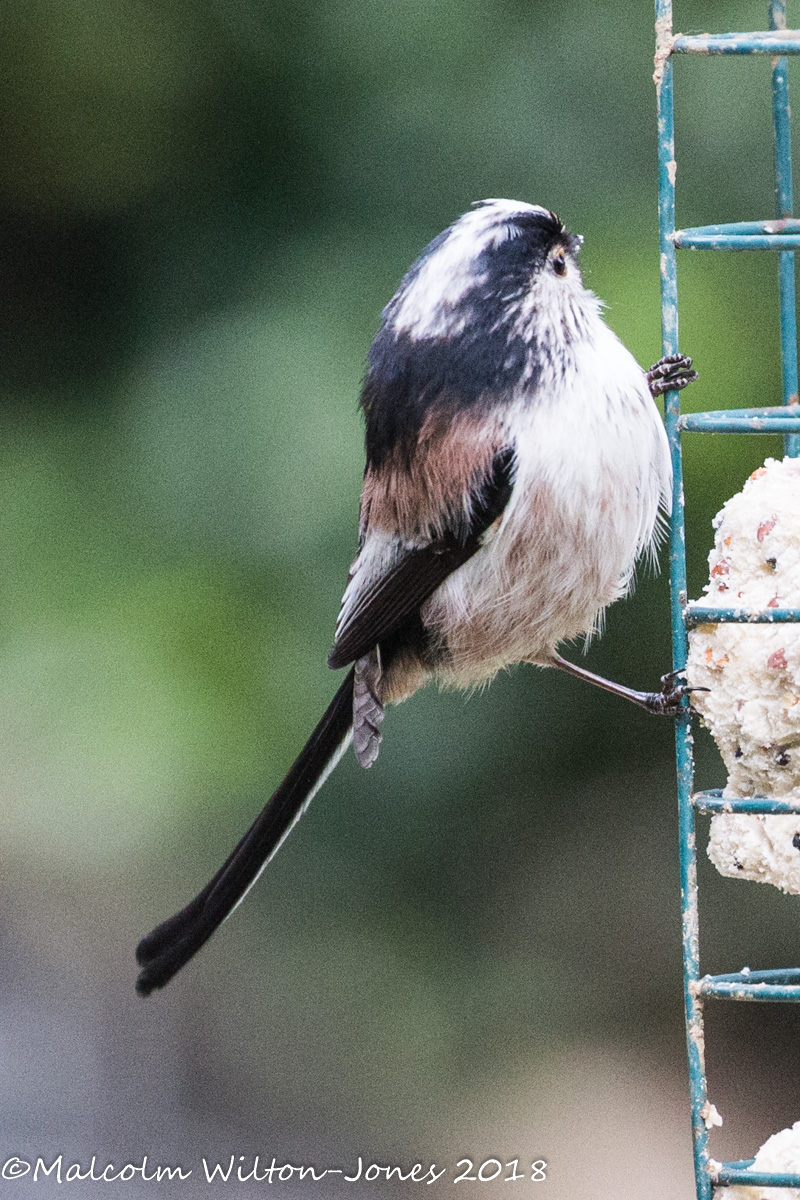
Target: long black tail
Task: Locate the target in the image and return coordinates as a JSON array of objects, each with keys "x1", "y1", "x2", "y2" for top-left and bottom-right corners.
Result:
[{"x1": 136, "y1": 668, "x2": 356, "y2": 996}]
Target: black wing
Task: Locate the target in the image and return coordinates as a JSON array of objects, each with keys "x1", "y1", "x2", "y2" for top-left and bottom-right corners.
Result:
[{"x1": 328, "y1": 445, "x2": 516, "y2": 670}]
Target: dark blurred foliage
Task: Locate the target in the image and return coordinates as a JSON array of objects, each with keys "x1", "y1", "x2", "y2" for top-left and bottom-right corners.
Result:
[{"x1": 0, "y1": 1, "x2": 797, "y2": 1195}]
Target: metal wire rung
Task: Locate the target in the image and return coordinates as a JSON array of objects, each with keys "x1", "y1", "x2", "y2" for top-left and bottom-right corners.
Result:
[
  {"x1": 679, "y1": 221, "x2": 800, "y2": 235},
  {"x1": 694, "y1": 968, "x2": 800, "y2": 1001},
  {"x1": 678, "y1": 406, "x2": 800, "y2": 431},
  {"x1": 675, "y1": 221, "x2": 800, "y2": 249},
  {"x1": 714, "y1": 1166, "x2": 800, "y2": 1186},
  {"x1": 695, "y1": 975, "x2": 800, "y2": 1000},
  {"x1": 692, "y1": 788, "x2": 800, "y2": 813},
  {"x1": 684, "y1": 605, "x2": 800, "y2": 623},
  {"x1": 702, "y1": 967, "x2": 800, "y2": 983},
  {"x1": 673, "y1": 30, "x2": 800, "y2": 52}
]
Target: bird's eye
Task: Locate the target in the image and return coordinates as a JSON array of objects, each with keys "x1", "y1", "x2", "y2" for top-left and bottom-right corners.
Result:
[{"x1": 552, "y1": 249, "x2": 567, "y2": 277}]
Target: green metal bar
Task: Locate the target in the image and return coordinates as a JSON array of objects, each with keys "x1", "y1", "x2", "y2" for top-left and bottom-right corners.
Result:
[
  {"x1": 684, "y1": 605, "x2": 800, "y2": 623},
  {"x1": 693, "y1": 790, "x2": 800, "y2": 813},
  {"x1": 770, "y1": 0, "x2": 800, "y2": 455},
  {"x1": 679, "y1": 409, "x2": 800, "y2": 431},
  {"x1": 705, "y1": 967, "x2": 800, "y2": 982},
  {"x1": 716, "y1": 1168, "x2": 800, "y2": 1186},
  {"x1": 677, "y1": 220, "x2": 800, "y2": 234},
  {"x1": 675, "y1": 232, "x2": 800, "y2": 248},
  {"x1": 679, "y1": 405, "x2": 800, "y2": 415},
  {"x1": 697, "y1": 980, "x2": 800, "y2": 1000},
  {"x1": 655, "y1": 5, "x2": 712, "y2": 1196},
  {"x1": 673, "y1": 30, "x2": 800, "y2": 53}
]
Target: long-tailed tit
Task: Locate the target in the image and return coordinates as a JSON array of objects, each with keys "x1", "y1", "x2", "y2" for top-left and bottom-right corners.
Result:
[{"x1": 136, "y1": 199, "x2": 697, "y2": 995}]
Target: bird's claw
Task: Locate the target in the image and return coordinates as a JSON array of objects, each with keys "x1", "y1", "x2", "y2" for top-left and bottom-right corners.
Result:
[
  {"x1": 647, "y1": 669, "x2": 709, "y2": 717},
  {"x1": 647, "y1": 353, "x2": 698, "y2": 398}
]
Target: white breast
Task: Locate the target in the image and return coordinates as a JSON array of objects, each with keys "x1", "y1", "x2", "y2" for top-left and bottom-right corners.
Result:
[{"x1": 424, "y1": 321, "x2": 672, "y2": 689}]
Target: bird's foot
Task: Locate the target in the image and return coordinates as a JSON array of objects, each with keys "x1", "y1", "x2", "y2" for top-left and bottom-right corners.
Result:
[
  {"x1": 640, "y1": 669, "x2": 708, "y2": 717},
  {"x1": 646, "y1": 353, "x2": 698, "y2": 398}
]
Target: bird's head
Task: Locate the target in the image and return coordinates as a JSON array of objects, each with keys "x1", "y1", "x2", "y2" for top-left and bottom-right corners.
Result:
[{"x1": 387, "y1": 199, "x2": 587, "y2": 344}]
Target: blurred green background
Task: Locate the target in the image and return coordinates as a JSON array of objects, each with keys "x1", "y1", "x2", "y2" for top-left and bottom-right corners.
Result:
[{"x1": 1, "y1": 1, "x2": 799, "y2": 1195}]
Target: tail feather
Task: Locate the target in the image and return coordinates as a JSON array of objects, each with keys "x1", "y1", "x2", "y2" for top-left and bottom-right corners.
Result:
[{"x1": 135, "y1": 668, "x2": 356, "y2": 996}]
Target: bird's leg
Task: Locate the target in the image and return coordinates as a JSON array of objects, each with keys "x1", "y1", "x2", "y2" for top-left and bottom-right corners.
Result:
[
  {"x1": 646, "y1": 352, "x2": 698, "y2": 398},
  {"x1": 548, "y1": 653, "x2": 705, "y2": 716}
]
